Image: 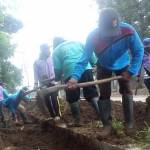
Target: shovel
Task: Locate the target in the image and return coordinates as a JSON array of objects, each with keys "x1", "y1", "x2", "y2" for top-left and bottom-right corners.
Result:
[{"x1": 40, "y1": 75, "x2": 122, "y2": 95}]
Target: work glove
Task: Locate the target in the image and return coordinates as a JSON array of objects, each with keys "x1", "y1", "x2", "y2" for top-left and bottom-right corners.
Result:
[
  {"x1": 67, "y1": 78, "x2": 78, "y2": 89},
  {"x1": 121, "y1": 71, "x2": 132, "y2": 81}
]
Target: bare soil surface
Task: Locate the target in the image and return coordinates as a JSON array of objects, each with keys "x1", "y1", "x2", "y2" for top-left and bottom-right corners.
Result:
[
  {"x1": 63, "y1": 100, "x2": 150, "y2": 145},
  {"x1": 0, "y1": 98, "x2": 150, "y2": 150}
]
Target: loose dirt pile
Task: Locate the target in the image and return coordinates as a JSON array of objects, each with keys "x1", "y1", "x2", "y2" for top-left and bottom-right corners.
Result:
[
  {"x1": 63, "y1": 100, "x2": 150, "y2": 145},
  {"x1": 0, "y1": 100, "x2": 150, "y2": 150}
]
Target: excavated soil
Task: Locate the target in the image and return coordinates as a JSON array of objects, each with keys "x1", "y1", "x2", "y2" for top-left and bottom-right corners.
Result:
[
  {"x1": 63, "y1": 100, "x2": 150, "y2": 145},
  {"x1": 0, "y1": 99, "x2": 150, "y2": 150}
]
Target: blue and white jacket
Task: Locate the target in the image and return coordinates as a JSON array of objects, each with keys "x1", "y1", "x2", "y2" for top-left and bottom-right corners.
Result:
[{"x1": 72, "y1": 22, "x2": 144, "y2": 80}]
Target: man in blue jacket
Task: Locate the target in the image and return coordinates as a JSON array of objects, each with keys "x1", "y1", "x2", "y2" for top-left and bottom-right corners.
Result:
[{"x1": 68, "y1": 8, "x2": 144, "y2": 136}]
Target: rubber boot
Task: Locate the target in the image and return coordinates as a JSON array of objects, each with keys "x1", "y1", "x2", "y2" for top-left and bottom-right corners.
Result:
[
  {"x1": 89, "y1": 97, "x2": 100, "y2": 115},
  {"x1": 69, "y1": 101, "x2": 81, "y2": 127},
  {"x1": 122, "y1": 94, "x2": 135, "y2": 136},
  {"x1": 19, "y1": 111, "x2": 32, "y2": 124},
  {"x1": 98, "y1": 99, "x2": 112, "y2": 137},
  {"x1": 0, "y1": 118, "x2": 7, "y2": 128},
  {"x1": 45, "y1": 95, "x2": 55, "y2": 118},
  {"x1": 145, "y1": 96, "x2": 150, "y2": 115},
  {"x1": 51, "y1": 92, "x2": 61, "y2": 117},
  {"x1": 0, "y1": 110, "x2": 7, "y2": 128}
]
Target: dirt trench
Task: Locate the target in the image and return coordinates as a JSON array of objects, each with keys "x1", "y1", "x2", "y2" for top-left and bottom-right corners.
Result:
[{"x1": 0, "y1": 100, "x2": 150, "y2": 150}]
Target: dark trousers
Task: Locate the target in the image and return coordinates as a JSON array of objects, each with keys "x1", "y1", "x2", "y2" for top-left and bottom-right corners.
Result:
[
  {"x1": 0, "y1": 102, "x2": 4, "y2": 122},
  {"x1": 44, "y1": 84, "x2": 60, "y2": 118},
  {"x1": 65, "y1": 69, "x2": 98, "y2": 104},
  {"x1": 97, "y1": 66, "x2": 132, "y2": 100},
  {"x1": 144, "y1": 78, "x2": 150, "y2": 92}
]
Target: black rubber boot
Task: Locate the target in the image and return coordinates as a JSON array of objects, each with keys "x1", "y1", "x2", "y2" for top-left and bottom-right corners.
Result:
[
  {"x1": 98, "y1": 99, "x2": 112, "y2": 137},
  {"x1": 45, "y1": 95, "x2": 56, "y2": 118},
  {"x1": 69, "y1": 101, "x2": 81, "y2": 127},
  {"x1": 145, "y1": 96, "x2": 150, "y2": 115},
  {"x1": 122, "y1": 94, "x2": 134, "y2": 129},
  {"x1": 0, "y1": 111, "x2": 6, "y2": 128},
  {"x1": 51, "y1": 92, "x2": 61, "y2": 117},
  {"x1": 19, "y1": 111, "x2": 32, "y2": 124},
  {"x1": 89, "y1": 97, "x2": 100, "y2": 115}
]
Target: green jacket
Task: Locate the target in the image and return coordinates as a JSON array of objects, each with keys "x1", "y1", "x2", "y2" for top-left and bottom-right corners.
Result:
[{"x1": 52, "y1": 41, "x2": 97, "y2": 81}]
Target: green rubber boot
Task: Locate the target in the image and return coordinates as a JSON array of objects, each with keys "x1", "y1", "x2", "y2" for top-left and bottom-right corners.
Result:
[
  {"x1": 98, "y1": 99, "x2": 112, "y2": 137},
  {"x1": 122, "y1": 94, "x2": 135, "y2": 136},
  {"x1": 122, "y1": 94, "x2": 134, "y2": 129}
]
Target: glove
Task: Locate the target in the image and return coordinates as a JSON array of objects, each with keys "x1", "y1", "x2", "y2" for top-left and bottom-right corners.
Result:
[
  {"x1": 67, "y1": 78, "x2": 78, "y2": 89},
  {"x1": 121, "y1": 71, "x2": 132, "y2": 81}
]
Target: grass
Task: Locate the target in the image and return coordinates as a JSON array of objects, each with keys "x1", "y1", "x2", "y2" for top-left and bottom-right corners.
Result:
[
  {"x1": 134, "y1": 122, "x2": 150, "y2": 149},
  {"x1": 88, "y1": 120, "x2": 103, "y2": 128},
  {"x1": 112, "y1": 118, "x2": 125, "y2": 136}
]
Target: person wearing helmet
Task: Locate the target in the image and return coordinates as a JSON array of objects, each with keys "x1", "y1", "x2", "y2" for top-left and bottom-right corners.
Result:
[
  {"x1": 33, "y1": 44, "x2": 61, "y2": 121},
  {"x1": 68, "y1": 8, "x2": 144, "y2": 136}
]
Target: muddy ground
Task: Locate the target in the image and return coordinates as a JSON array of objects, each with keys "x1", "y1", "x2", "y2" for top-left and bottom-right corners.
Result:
[{"x1": 0, "y1": 98, "x2": 150, "y2": 150}]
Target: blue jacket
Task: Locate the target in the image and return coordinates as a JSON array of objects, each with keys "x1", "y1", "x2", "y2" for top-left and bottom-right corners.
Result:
[
  {"x1": 2, "y1": 90, "x2": 30, "y2": 114},
  {"x1": 72, "y1": 22, "x2": 144, "y2": 80}
]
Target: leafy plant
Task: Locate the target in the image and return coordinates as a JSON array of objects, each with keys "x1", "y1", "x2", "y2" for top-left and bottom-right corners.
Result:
[
  {"x1": 135, "y1": 122, "x2": 150, "y2": 149},
  {"x1": 112, "y1": 119, "x2": 125, "y2": 136},
  {"x1": 0, "y1": 3, "x2": 23, "y2": 90}
]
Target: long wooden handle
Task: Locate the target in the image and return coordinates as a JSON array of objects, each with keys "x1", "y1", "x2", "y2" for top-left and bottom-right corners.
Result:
[
  {"x1": 77, "y1": 75, "x2": 122, "y2": 88},
  {"x1": 25, "y1": 76, "x2": 122, "y2": 95},
  {"x1": 44, "y1": 75, "x2": 122, "y2": 94}
]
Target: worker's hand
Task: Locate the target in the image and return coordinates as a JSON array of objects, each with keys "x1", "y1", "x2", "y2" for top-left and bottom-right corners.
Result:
[
  {"x1": 67, "y1": 78, "x2": 78, "y2": 89},
  {"x1": 121, "y1": 71, "x2": 131, "y2": 81},
  {"x1": 92, "y1": 66, "x2": 97, "y2": 73}
]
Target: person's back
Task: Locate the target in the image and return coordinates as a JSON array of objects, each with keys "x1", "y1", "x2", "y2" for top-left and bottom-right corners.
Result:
[
  {"x1": 53, "y1": 39, "x2": 99, "y2": 127},
  {"x1": 53, "y1": 41, "x2": 94, "y2": 80}
]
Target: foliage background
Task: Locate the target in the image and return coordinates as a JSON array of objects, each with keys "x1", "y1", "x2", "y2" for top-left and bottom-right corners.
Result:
[
  {"x1": 96, "y1": 0, "x2": 150, "y2": 38},
  {"x1": 0, "y1": 2, "x2": 23, "y2": 90}
]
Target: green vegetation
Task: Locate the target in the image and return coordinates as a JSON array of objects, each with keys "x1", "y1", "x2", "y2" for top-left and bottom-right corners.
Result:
[
  {"x1": 112, "y1": 119, "x2": 125, "y2": 136},
  {"x1": 96, "y1": 0, "x2": 150, "y2": 38},
  {"x1": 135, "y1": 122, "x2": 150, "y2": 149},
  {"x1": 0, "y1": 2, "x2": 23, "y2": 90}
]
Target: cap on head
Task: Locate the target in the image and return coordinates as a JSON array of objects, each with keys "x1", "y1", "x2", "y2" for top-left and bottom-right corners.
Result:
[
  {"x1": 53, "y1": 37, "x2": 65, "y2": 49},
  {"x1": 40, "y1": 43, "x2": 50, "y2": 58},
  {"x1": 143, "y1": 38, "x2": 150, "y2": 47},
  {"x1": 40, "y1": 43, "x2": 50, "y2": 51},
  {"x1": 99, "y1": 8, "x2": 120, "y2": 29}
]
